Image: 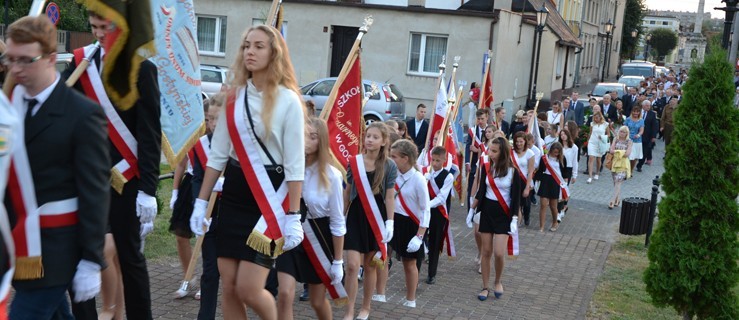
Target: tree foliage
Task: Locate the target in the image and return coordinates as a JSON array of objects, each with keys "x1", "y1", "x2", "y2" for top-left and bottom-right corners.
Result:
[
  {"x1": 620, "y1": 0, "x2": 647, "y2": 59},
  {"x1": 648, "y1": 28, "x2": 679, "y2": 62},
  {"x1": 1, "y1": 0, "x2": 89, "y2": 32},
  {"x1": 644, "y1": 45, "x2": 739, "y2": 320}
]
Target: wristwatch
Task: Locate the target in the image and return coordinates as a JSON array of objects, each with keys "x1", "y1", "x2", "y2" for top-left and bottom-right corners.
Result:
[{"x1": 286, "y1": 211, "x2": 301, "y2": 215}]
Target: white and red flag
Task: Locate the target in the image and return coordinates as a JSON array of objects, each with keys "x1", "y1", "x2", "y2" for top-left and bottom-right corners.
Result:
[{"x1": 320, "y1": 54, "x2": 363, "y2": 170}]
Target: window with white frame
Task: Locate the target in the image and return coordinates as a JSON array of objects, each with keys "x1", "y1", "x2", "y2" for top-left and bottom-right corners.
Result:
[
  {"x1": 408, "y1": 33, "x2": 448, "y2": 75},
  {"x1": 197, "y1": 15, "x2": 227, "y2": 55}
]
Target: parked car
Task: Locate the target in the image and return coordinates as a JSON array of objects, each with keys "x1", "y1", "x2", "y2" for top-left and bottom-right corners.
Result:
[
  {"x1": 617, "y1": 75, "x2": 645, "y2": 90},
  {"x1": 301, "y1": 77, "x2": 405, "y2": 125},
  {"x1": 590, "y1": 82, "x2": 626, "y2": 101},
  {"x1": 200, "y1": 64, "x2": 229, "y2": 99},
  {"x1": 56, "y1": 53, "x2": 74, "y2": 73},
  {"x1": 619, "y1": 62, "x2": 656, "y2": 78}
]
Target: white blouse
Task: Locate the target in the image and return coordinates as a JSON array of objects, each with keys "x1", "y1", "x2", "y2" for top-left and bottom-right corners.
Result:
[
  {"x1": 303, "y1": 163, "x2": 346, "y2": 237},
  {"x1": 207, "y1": 82, "x2": 306, "y2": 181},
  {"x1": 542, "y1": 156, "x2": 563, "y2": 178},
  {"x1": 547, "y1": 110, "x2": 562, "y2": 126},
  {"x1": 484, "y1": 167, "x2": 515, "y2": 204},
  {"x1": 530, "y1": 145, "x2": 542, "y2": 169},
  {"x1": 563, "y1": 145, "x2": 579, "y2": 179},
  {"x1": 513, "y1": 149, "x2": 535, "y2": 178},
  {"x1": 394, "y1": 169, "x2": 431, "y2": 228},
  {"x1": 426, "y1": 168, "x2": 454, "y2": 209}
]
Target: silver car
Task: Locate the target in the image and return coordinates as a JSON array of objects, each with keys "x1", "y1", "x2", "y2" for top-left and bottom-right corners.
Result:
[
  {"x1": 301, "y1": 78, "x2": 405, "y2": 125},
  {"x1": 200, "y1": 64, "x2": 229, "y2": 100}
]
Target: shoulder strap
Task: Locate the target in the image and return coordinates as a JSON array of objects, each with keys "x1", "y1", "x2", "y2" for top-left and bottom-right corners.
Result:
[{"x1": 243, "y1": 89, "x2": 278, "y2": 166}]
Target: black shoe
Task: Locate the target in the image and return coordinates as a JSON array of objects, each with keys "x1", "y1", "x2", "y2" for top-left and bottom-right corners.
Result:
[
  {"x1": 636, "y1": 167, "x2": 642, "y2": 172},
  {"x1": 531, "y1": 198, "x2": 538, "y2": 205},
  {"x1": 425, "y1": 277, "x2": 436, "y2": 284},
  {"x1": 524, "y1": 219, "x2": 530, "y2": 226},
  {"x1": 299, "y1": 288, "x2": 309, "y2": 301}
]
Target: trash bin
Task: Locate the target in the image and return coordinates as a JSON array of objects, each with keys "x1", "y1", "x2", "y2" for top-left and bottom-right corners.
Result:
[{"x1": 619, "y1": 197, "x2": 651, "y2": 235}]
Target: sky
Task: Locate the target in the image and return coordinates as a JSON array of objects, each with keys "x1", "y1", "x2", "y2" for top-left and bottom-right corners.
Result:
[{"x1": 645, "y1": 0, "x2": 725, "y2": 19}]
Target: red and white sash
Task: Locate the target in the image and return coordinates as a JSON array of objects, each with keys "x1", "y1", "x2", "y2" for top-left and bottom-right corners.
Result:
[
  {"x1": 469, "y1": 127, "x2": 483, "y2": 150},
  {"x1": 510, "y1": 150, "x2": 528, "y2": 182},
  {"x1": 226, "y1": 90, "x2": 289, "y2": 257},
  {"x1": 188, "y1": 135, "x2": 210, "y2": 171},
  {"x1": 394, "y1": 183, "x2": 421, "y2": 226},
  {"x1": 74, "y1": 45, "x2": 138, "y2": 194},
  {"x1": 300, "y1": 220, "x2": 347, "y2": 305},
  {"x1": 421, "y1": 167, "x2": 456, "y2": 257},
  {"x1": 482, "y1": 162, "x2": 519, "y2": 257},
  {"x1": 541, "y1": 156, "x2": 570, "y2": 200},
  {"x1": 348, "y1": 155, "x2": 387, "y2": 262}
]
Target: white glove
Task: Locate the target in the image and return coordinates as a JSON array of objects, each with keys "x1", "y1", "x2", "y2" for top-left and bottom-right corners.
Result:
[
  {"x1": 282, "y1": 214, "x2": 304, "y2": 251},
  {"x1": 72, "y1": 259, "x2": 101, "y2": 303},
  {"x1": 382, "y1": 220, "x2": 394, "y2": 243},
  {"x1": 509, "y1": 216, "x2": 518, "y2": 235},
  {"x1": 189, "y1": 199, "x2": 210, "y2": 236},
  {"x1": 466, "y1": 208, "x2": 475, "y2": 228},
  {"x1": 169, "y1": 189, "x2": 178, "y2": 209},
  {"x1": 330, "y1": 260, "x2": 344, "y2": 285},
  {"x1": 213, "y1": 177, "x2": 225, "y2": 193},
  {"x1": 140, "y1": 221, "x2": 154, "y2": 238},
  {"x1": 407, "y1": 235, "x2": 422, "y2": 253},
  {"x1": 136, "y1": 191, "x2": 158, "y2": 223}
]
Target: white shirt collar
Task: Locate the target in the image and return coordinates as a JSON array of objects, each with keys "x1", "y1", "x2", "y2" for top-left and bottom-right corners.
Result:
[{"x1": 24, "y1": 73, "x2": 60, "y2": 106}]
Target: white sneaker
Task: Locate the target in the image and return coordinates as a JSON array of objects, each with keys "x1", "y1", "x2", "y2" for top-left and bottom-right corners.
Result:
[
  {"x1": 587, "y1": 178, "x2": 592, "y2": 184},
  {"x1": 594, "y1": 175, "x2": 599, "y2": 180},
  {"x1": 358, "y1": 266, "x2": 364, "y2": 281},
  {"x1": 371, "y1": 294, "x2": 386, "y2": 302},
  {"x1": 557, "y1": 212, "x2": 563, "y2": 222},
  {"x1": 402, "y1": 299, "x2": 416, "y2": 308}
]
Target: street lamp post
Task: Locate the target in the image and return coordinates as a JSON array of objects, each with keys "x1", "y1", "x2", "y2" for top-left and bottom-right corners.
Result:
[
  {"x1": 529, "y1": 4, "x2": 549, "y2": 107},
  {"x1": 716, "y1": 0, "x2": 739, "y2": 49},
  {"x1": 631, "y1": 29, "x2": 638, "y2": 60},
  {"x1": 601, "y1": 20, "x2": 614, "y2": 82},
  {"x1": 644, "y1": 34, "x2": 652, "y2": 61}
]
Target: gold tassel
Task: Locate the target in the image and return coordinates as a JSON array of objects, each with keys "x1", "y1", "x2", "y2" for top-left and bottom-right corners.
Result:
[
  {"x1": 447, "y1": 256, "x2": 457, "y2": 261},
  {"x1": 110, "y1": 168, "x2": 128, "y2": 194},
  {"x1": 161, "y1": 124, "x2": 206, "y2": 168},
  {"x1": 332, "y1": 297, "x2": 349, "y2": 307},
  {"x1": 246, "y1": 230, "x2": 274, "y2": 256},
  {"x1": 272, "y1": 237, "x2": 285, "y2": 257},
  {"x1": 506, "y1": 255, "x2": 518, "y2": 261},
  {"x1": 370, "y1": 256, "x2": 385, "y2": 269},
  {"x1": 14, "y1": 256, "x2": 43, "y2": 280}
]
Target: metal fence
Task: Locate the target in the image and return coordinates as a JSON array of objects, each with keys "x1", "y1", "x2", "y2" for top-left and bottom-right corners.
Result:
[{"x1": 0, "y1": 24, "x2": 94, "y2": 53}]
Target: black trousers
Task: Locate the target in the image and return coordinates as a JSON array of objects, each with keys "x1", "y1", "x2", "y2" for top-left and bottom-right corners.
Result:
[
  {"x1": 426, "y1": 210, "x2": 448, "y2": 279},
  {"x1": 70, "y1": 181, "x2": 152, "y2": 319},
  {"x1": 197, "y1": 232, "x2": 220, "y2": 320},
  {"x1": 466, "y1": 162, "x2": 478, "y2": 207},
  {"x1": 637, "y1": 140, "x2": 654, "y2": 168}
]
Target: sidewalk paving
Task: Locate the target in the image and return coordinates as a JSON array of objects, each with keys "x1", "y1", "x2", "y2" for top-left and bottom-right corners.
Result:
[{"x1": 145, "y1": 142, "x2": 666, "y2": 319}]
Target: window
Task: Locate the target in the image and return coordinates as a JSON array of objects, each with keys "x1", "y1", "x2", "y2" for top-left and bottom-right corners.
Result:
[
  {"x1": 197, "y1": 15, "x2": 227, "y2": 56},
  {"x1": 650, "y1": 21, "x2": 655, "y2": 25},
  {"x1": 408, "y1": 33, "x2": 448, "y2": 75},
  {"x1": 662, "y1": 21, "x2": 668, "y2": 25}
]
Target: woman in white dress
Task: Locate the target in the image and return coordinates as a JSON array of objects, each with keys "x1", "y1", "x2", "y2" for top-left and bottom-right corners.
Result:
[{"x1": 587, "y1": 111, "x2": 608, "y2": 184}]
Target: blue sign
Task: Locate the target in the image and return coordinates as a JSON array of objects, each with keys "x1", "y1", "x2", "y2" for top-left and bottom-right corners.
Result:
[{"x1": 46, "y1": 2, "x2": 60, "y2": 26}]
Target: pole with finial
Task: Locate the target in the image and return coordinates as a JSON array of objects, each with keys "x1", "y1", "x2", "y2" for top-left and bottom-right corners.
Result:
[{"x1": 423, "y1": 56, "x2": 447, "y2": 151}]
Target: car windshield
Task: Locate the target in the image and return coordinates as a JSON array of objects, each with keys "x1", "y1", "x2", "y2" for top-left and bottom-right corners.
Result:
[
  {"x1": 388, "y1": 84, "x2": 403, "y2": 102},
  {"x1": 619, "y1": 78, "x2": 642, "y2": 88},
  {"x1": 592, "y1": 85, "x2": 623, "y2": 97},
  {"x1": 621, "y1": 66, "x2": 654, "y2": 78}
]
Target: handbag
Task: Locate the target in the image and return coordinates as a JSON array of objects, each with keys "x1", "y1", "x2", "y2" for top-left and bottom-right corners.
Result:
[
  {"x1": 598, "y1": 134, "x2": 610, "y2": 154},
  {"x1": 604, "y1": 153, "x2": 614, "y2": 170}
]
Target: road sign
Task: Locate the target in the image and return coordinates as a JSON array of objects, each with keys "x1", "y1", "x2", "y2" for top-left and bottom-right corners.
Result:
[{"x1": 46, "y1": 2, "x2": 60, "y2": 26}]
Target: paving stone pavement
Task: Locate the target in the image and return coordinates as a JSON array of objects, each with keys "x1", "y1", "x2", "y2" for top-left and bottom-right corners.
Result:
[{"x1": 143, "y1": 142, "x2": 666, "y2": 319}]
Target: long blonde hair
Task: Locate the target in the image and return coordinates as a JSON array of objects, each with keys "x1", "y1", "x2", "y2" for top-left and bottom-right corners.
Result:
[
  {"x1": 307, "y1": 117, "x2": 342, "y2": 192},
  {"x1": 364, "y1": 122, "x2": 390, "y2": 194},
  {"x1": 230, "y1": 25, "x2": 303, "y2": 135}
]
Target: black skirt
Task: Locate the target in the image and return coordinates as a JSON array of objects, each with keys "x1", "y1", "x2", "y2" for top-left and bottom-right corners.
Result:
[
  {"x1": 216, "y1": 160, "x2": 284, "y2": 268},
  {"x1": 537, "y1": 174, "x2": 561, "y2": 199},
  {"x1": 169, "y1": 173, "x2": 194, "y2": 238},
  {"x1": 390, "y1": 214, "x2": 423, "y2": 260},
  {"x1": 275, "y1": 217, "x2": 335, "y2": 284},
  {"x1": 344, "y1": 194, "x2": 387, "y2": 254},
  {"x1": 478, "y1": 197, "x2": 511, "y2": 235}
]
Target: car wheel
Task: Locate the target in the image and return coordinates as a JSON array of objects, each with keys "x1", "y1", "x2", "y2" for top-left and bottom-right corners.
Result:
[{"x1": 364, "y1": 115, "x2": 380, "y2": 126}]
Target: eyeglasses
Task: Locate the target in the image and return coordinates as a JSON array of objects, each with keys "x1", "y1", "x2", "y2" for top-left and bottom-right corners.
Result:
[{"x1": 0, "y1": 54, "x2": 48, "y2": 67}]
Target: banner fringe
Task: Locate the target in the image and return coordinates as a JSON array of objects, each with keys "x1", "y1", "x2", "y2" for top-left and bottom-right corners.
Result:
[
  {"x1": 162, "y1": 123, "x2": 206, "y2": 168},
  {"x1": 110, "y1": 167, "x2": 128, "y2": 194},
  {"x1": 246, "y1": 230, "x2": 285, "y2": 258},
  {"x1": 13, "y1": 256, "x2": 43, "y2": 280}
]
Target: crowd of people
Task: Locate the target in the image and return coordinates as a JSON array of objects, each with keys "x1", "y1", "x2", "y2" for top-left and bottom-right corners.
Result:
[{"x1": 0, "y1": 10, "x2": 686, "y2": 320}]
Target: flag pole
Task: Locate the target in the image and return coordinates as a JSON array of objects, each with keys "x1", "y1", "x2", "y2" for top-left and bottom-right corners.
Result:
[
  {"x1": 266, "y1": 0, "x2": 283, "y2": 28},
  {"x1": 65, "y1": 43, "x2": 101, "y2": 87},
  {"x1": 319, "y1": 16, "x2": 373, "y2": 120},
  {"x1": 437, "y1": 57, "x2": 460, "y2": 147},
  {"x1": 527, "y1": 92, "x2": 545, "y2": 133},
  {"x1": 447, "y1": 56, "x2": 460, "y2": 97},
  {"x1": 478, "y1": 51, "x2": 492, "y2": 109},
  {"x1": 2, "y1": 0, "x2": 48, "y2": 95},
  {"x1": 423, "y1": 57, "x2": 447, "y2": 151}
]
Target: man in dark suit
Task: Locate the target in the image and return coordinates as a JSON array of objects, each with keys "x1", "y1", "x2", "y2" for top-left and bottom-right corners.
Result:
[
  {"x1": 621, "y1": 87, "x2": 638, "y2": 116},
  {"x1": 571, "y1": 92, "x2": 588, "y2": 126},
  {"x1": 4, "y1": 16, "x2": 110, "y2": 319},
  {"x1": 493, "y1": 106, "x2": 510, "y2": 136},
  {"x1": 599, "y1": 94, "x2": 618, "y2": 123},
  {"x1": 465, "y1": 108, "x2": 488, "y2": 207},
  {"x1": 637, "y1": 100, "x2": 658, "y2": 171},
  {"x1": 562, "y1": 97, "x2": 577, "y2": 124},
  {"x1": 406, "y1": 103, "x2": 428, "y2": 153},
  {"x1": 62, "y1": 12, "x2": 161, "y2": 320}
]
